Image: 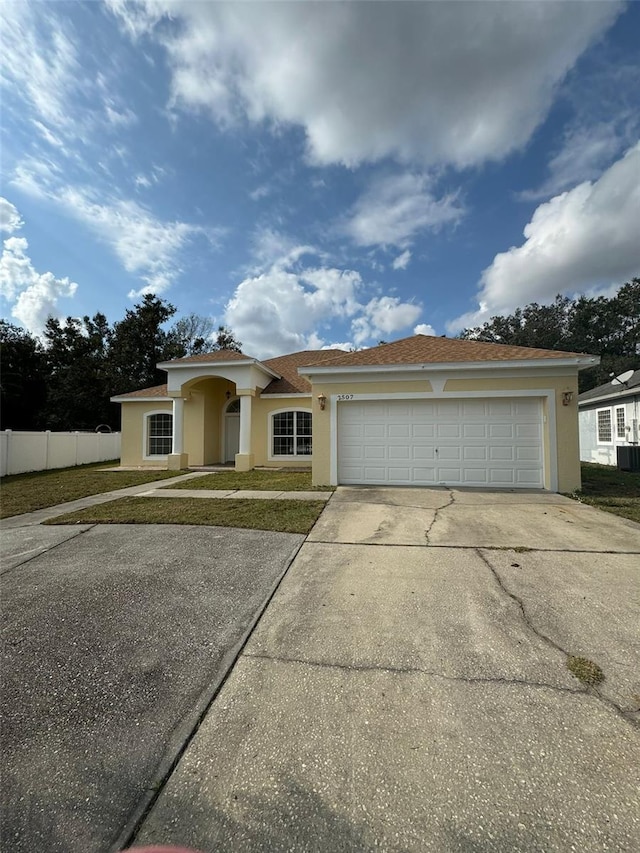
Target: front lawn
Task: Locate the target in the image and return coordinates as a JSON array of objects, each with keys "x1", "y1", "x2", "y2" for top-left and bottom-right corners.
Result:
[
  {"x1": 0, "y1": 463, "x2": 183, "y2": 519},
  {"x1": 162, "y1": 469, "x2": 331, "y2": 491},
  {"x1": 569, "y1": 462, "x2": 640, "y2": 524},
  {"x1": 44, "y1": 497, "x2": 325, "y2": 534}
]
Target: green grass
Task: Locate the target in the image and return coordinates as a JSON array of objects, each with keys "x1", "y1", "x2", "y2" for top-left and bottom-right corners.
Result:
[
  {"x1": 0, "y1": 463, "x2": 183, "y2": 519},
  {"x1": 163, "y1": 469, "x2": 332, "y2": 492},
  {"x1": 567, "y1": 655, "x2": 605, "y2": 687},
  {"x1": 568, "y1": 462, "x2": 640, "y2": 524},
  {"x1": 45, "y1": 497, "x2": 325, "y2": 534}
]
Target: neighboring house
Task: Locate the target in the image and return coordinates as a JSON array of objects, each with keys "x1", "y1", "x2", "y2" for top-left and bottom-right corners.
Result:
[
  {"x1": 578, "y1": 370, "x2": 640, "y2": 466},
  {"x1": 111, "y1": 334, "x2": 599, "y2": 492}
]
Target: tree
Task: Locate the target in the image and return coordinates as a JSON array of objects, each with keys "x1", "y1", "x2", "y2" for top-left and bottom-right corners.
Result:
[
  {"x1": 213, "y1": 325, "x2": 242, "y2": 352},
  {"x1": 0, "y1": 321, "x2": 47, "y2": 429},
  {"x1": 459, "y1": 280, "x2": 639, "y2": 392},
  {"x1": 459, "y1": 295, "x2": 572, "y2": 350},
  {"x1": 169, "y1": 313, "x2": 217, "y2": 356},
  {"x1": 42, "y1": 313, "x2": 114, "y2": 430},
  {"x1": 108, "y1": 294, "x2": 181, "y2": 394}
]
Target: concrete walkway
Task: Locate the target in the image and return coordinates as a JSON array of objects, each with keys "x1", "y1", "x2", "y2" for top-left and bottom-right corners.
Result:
[
  {"x1": 139, "y1": 488, "x2": 333, "y2": 501},
  {"x1": 0, "y1": 471, "x2": 207, "y2": 529},
  {"x1": 133, "y1": 487, "x2": 640, "y2": 853},
  {"x1": 0, "y1": 473, "x2": 331, "y2": 530}
]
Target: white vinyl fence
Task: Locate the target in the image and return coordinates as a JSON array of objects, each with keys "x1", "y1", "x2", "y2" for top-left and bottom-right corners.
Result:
[{"x1": 0, "y1": 430, "x2": 121, "y2": 477}]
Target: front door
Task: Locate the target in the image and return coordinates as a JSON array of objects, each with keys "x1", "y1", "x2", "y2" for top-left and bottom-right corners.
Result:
[{"x1": 224, "y1": 400, "x2": 240, "y2": 462}]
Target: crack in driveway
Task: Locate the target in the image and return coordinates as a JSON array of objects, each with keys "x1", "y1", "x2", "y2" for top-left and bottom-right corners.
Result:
[
  {"x1": 476, "y1": 548, "x2": 639, "y2": 729},
  {"x1": 242, "y1": 651, "x2": 588, "y2": 700},
  {"x1": 424, "y1": 487, "x2": 455, "y2": 544}
]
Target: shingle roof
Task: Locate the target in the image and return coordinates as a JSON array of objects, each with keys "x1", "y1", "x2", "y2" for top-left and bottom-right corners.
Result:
[
  {"x1": 159, "y1": 349, "x2": 253, "y2": 365},
  {"x1": 297, "y1": 334, "x2": 591, "y2": 368},
  {"x1": 262, "y1": 349, "x2": 348, "y2": 394},
  {"x1": 115, "y1": 336, "x2": 596, "y2": 401},
  {"x1": 578, "y1": 369, "x2": 640, "y2": 404},
  {"x1": 114, "y1": 383, "x2": 168, "y2": 399}
]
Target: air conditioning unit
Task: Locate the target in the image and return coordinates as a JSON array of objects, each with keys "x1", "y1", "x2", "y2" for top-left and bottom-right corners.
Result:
[{"x1": 617, "y1": 445, "x2": 640, "y2": 472}]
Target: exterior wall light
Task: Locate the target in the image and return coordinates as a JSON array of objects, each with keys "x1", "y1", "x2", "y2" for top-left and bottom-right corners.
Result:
[
  {"x1": 317, "y1": 393, "x2": 327, "y2": 411},
  {"x1": 562, "y1": 391, "x2": 574, "y2": 406}
]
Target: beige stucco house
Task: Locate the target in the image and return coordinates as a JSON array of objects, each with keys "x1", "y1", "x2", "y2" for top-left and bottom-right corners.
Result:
[{"x1": 111, "y1": 334, "x2": 599, "y2": 492}]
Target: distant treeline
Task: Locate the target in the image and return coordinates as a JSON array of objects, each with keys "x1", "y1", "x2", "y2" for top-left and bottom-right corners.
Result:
[
  {"x1": 459, "y1": 278, "x2": 639, "y2": 392},
  {"x1": 0, "y1": 295, "x2": 241, "y2": 431}
]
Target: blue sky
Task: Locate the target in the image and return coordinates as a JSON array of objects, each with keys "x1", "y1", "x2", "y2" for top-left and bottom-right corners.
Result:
[{"x1": 1, "y1": 0, "x2": 639, "y2": 359}]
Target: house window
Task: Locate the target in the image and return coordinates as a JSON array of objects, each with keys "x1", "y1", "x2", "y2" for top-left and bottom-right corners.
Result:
[
  {"x1": 596, "y1": 409, "x2": 612, "y2": 443},
  {"x1": 147, "y1": 413, "x2": 173, "y2": 455},
  {"x1": 272, "y1": 411, "x2": 312, "y2": 456},
  {"x1": 616, "y1": 407, "x2": 626, "y2": 439}
]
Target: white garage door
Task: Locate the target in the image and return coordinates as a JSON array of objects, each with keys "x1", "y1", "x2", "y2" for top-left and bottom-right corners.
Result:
[{"x1": 337, "y1": 398, "x2": 544, "y2": 487}]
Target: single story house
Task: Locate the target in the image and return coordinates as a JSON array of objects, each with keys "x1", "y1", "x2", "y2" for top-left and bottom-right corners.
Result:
[
  {"x1": 578, "y1": 369, "x2": 640, "y2": 465},
  {"x1": 111, "y1": 334, "x2": 599, "y2": 492}
]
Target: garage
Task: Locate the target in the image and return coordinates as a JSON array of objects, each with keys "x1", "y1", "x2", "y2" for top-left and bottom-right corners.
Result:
[{"x1": 337, "y1": 397, "x2": 544, "y2": 487}]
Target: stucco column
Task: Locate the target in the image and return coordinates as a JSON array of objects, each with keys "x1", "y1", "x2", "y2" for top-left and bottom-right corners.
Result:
[
  {"x1": 235, "y1": 392, "x2": 255, "y2": 472},
  {"x1": 167, "y1": 396, "x2": 189, "y2": 469}
]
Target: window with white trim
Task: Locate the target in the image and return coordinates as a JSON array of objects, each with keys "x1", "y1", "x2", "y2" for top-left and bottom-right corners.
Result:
[
  {"x1": 147, "y1": 413, "x2": 173, "y2": 455},
  {"x1": 596, "y1": 409, "x2": 612, "y2": 443},
  {"x1": 272, "y1": 411, "x2": 312, "y2": 457},
  {"x1": 615, "y1": 406, "x2": 626, "y2": 439}
]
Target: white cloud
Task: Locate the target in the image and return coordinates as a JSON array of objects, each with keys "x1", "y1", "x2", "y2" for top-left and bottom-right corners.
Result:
[
  {"x1": 104, "y1": 101, "x2": 137, "y2": 128},
  {"x1": 0, "y1": 198, "x2": 23, "y2": 234},
  {"x1": 449, "y1": 144, "x2": 640, "y2": 332},
  {"x1": 352, "y1": 296, "x2": 422, "y2": 346},
  {"x1": 0, "y1": 1, "x2": 80, "y2": 132},
  {"x1": 224, "y1": 263, "x2": 363, "y2": 359},
  {"x1": 321, "y1": 342, "x2": 352, "y2": 352},
  {"x1": 345, "y1": 173, "x2": 463, "y2": 250},
  {"x1": 249, "y1": 184, "x2": 272, "y2": 202},
  {"x1": 0, "y1": 233, "x2": 77, "y2": 334},
  {"x1": 392, "y1": 250, "x2": 412, "y2": 271},
  {"x1": 521, "y1": 122, "x2": 631, "y2": 201},
  {"x1": 31, "y1": 120, "x2": 65, "y2": 149},
  {"x1": 249, "y1": 228, "x2": 315, "y2": 272},
  {"x1": 11, "y1": 158, "x2": 225, "y2": 296},
  {"x1": 224, "y1": 245, "x2": 423, "y2": 359},
  {"x1": 108, "y1": 1, "x2": 621, "y2": 168},
  {"x1": 414, "y1": 323, "x2": 437, "y2": 338}
]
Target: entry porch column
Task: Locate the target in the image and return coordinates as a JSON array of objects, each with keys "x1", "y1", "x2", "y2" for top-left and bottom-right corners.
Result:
[
  {"x1": 167, "y1": 395, "x2": 189, "y2": 470},
  {"x1": 235, "y1": 391, "x2": 255, "y2": 472}
]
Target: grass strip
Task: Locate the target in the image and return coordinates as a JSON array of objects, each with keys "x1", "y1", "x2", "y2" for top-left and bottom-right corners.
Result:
[
  {"x1": 44, "y1": 497, "x2": 326, "y2": 534},
  {"x1": 1, "y1": 463, "x2": 183, "y2": 519},
  {"x1": 568, "y1": 463, "x2": 640, "y2": 524},
  {"x1": 163, "y1": 470, "x2": 330, "y2": 492}
]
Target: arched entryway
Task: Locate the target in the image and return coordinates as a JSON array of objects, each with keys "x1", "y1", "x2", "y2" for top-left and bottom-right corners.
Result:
[{"x1": 224, "y1": 397, "x2": 240, "y2": 462}]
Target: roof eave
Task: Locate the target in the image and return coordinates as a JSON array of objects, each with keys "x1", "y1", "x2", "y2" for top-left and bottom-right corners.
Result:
[
  {"x1": 578, "y1": 388, "x2": 640, "y2": 407},
  {"x1": 157, "y1": 357, "x2": 281, "y2": 380},
  {"x1": 298, "y1": 355, "x2": 599, "y2": 376},
  {"x1": 110, "y1": 395, "x2": 168, "y2": 403}
]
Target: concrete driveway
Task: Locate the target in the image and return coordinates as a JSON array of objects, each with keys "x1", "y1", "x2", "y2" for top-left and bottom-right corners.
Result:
[
  {"x1": 0, "y1": 522, "x2": 304, "y2": 853},
  {"x1": 134, "y1": 488, "x2": 640, "y2": 853}
]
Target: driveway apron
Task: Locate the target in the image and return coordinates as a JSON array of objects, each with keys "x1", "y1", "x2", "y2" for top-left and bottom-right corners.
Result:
[
  {"x1": 0, "y1": 523, "x2": 304, "y2": 853},
  {"x1": 134, "y1": 487, "x2": 640, "y2": 853}
]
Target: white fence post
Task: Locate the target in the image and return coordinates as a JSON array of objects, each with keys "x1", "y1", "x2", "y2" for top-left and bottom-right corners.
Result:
[{"x1": 2, "y1": 430, "x2": 11, "y2": 477}]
